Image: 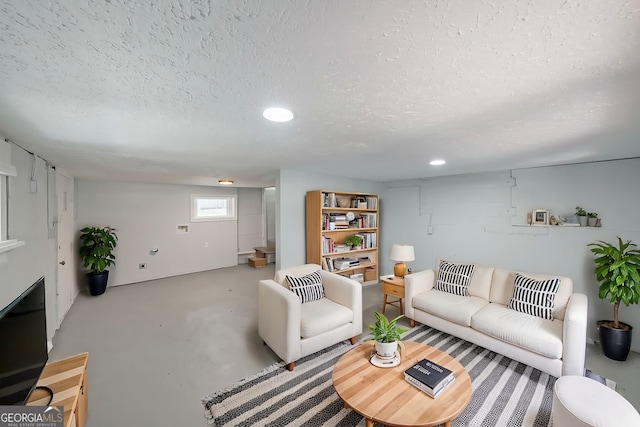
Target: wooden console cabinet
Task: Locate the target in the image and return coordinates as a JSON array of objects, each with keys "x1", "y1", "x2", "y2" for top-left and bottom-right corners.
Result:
[{"x1": 27, "y1": 352, "x2": 89, "y2": 427}]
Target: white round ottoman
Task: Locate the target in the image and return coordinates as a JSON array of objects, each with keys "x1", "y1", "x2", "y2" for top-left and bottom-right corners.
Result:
[{"x1": 553, "y1": 375, "x2": 640, "y2": 426}]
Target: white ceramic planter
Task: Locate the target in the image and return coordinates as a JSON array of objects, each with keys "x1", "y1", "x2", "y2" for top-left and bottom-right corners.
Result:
[{"x1": 375, "y1": 341, "x2": 398, "y2": 358}]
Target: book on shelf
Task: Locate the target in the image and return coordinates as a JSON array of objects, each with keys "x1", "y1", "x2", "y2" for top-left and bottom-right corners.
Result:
[
  {"x1": 366, "y1": 197, "x2": 377, "y2": 210},
  {"x1": 404, "y1": 358, "x2": 455, "y2": 397},
  {"x1": 333, "y1": 257, "x2": 359, "y2": 270},
  {"x1": 322, "y1": 258, "x2": 335, "y2": 272},
  {"x1": 353, "y1": 232, "x2": 376, "y2": 249},
  {"x1": 359, "y1": 213, "x2": 376, "y2": 228},
  {"x1": 323, "y1": 193, "x2": 336, "y2": 208},
  {"x1": 322, "y1": 236, "x2": 335, "y2": 254}
]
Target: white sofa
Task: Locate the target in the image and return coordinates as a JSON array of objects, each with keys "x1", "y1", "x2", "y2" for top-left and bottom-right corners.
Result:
[
  {"x1": 404, "y1": 260, "x2": 588, "y2": 377},
  {"x1": 258, "y1": 264, "x2": 362, "y2": 370}
]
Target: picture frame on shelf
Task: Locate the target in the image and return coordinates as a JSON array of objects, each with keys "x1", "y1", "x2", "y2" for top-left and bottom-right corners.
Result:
[{"x1": 532, "y1": 209, "x2": 549, "y2": 226}]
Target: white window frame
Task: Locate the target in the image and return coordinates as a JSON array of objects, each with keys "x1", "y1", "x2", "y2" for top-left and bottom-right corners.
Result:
[
  {"x1": 190, "y1": 194, "x2": 237, "y2": 222},
  {"x1": 0, "y1": 160, "x2": 24, "y2": 253},
  {"x1": 1, "y1": 174, "x2": 7, "y2": 241}
]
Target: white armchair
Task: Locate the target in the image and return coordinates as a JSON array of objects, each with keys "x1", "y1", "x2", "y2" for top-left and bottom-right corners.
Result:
[{"x1": 258, "y1": 264, "x2": 363, "y2": 371}]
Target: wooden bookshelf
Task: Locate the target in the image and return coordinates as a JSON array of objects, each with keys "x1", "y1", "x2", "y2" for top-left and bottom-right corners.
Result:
[{"x1": 306, "y1": 190, "x2": 378, "y2": 285}]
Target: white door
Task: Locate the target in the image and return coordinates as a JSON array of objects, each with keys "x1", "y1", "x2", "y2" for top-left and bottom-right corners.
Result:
[{"x1": 56, "y1": 170, "x2": 75, "y2": 326}]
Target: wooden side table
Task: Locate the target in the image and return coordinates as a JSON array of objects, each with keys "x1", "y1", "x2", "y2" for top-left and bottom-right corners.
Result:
[
  {"x1": 27, "y1": 352, "x2": 89, "y2": 427},
  {"x1": 381, "y1": 275, "x2": 404, "y2": 315}
]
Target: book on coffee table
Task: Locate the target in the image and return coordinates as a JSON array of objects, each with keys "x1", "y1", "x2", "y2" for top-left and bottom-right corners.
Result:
[
  {"x1": 405, "y1": 372, "x2": 455, "y2": 397},
  {"x1": 404, "y1": 358, "x2": 455, "y2": 397}
]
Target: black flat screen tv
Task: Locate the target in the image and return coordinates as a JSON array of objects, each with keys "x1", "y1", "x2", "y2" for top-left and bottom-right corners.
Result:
[{"x1": 0, "y1": 276, "x2": 48, "y2": 405}]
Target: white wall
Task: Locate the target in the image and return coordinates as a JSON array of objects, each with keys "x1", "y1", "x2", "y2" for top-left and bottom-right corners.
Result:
[
  {"x1": 237, "y1": 187, "x2": 263, "y2": 264},
  {"x1": 276, "y1": 169, "x2": 382, "y2": 270},
  {"x1": 381, "y1": 159, "x2": 640, "y2": 350},
  {"x1": 0, "y1": 142, "x2": 58, "y2": 342},
  {"x1": 264, "y1": 187, "x2": 276, "y2": 247},
  {"x1": 76, "y1": 181, "x2": 239, "y2": 286}
]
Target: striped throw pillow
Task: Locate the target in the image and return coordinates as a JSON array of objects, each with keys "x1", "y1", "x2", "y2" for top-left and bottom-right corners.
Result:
[
  {"x1": 286, "y1": 270, "x2": 325, "y2": 303},
  {"x1": 434, "y1": 261, "x2": 476, "y2": 296},
  {"x1": 507, "y1": 274, "x2": 560, "y2": 320}
]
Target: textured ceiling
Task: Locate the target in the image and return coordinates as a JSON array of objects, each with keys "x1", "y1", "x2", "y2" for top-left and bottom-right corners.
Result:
[{"x1": 1, "y1": 1, "x2": 639, "y2": 187}]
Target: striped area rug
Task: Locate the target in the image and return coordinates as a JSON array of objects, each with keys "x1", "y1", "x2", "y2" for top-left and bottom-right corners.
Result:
[{"x1": 202, "y1": 325, "x2": 556, "y2": 426}]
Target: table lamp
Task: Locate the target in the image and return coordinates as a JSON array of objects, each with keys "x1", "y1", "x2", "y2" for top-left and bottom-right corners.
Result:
[{"x1": 390, "y1": 244, "x2": 415, "y2": 277}]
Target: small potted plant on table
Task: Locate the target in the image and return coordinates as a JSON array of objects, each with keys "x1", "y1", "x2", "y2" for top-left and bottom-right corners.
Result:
[
  {"x1": 587, "y1": 212, "x2": 598, "y2": 227},
  {"x1": 367, "y1": 312, "x2": 408, "y2": 358},
  {"x1": 588, "y1": 237, "x2": 640, "y2": 361},
  {"x1": 79, "y1": 226, "x2": 118, "y2": 296}
]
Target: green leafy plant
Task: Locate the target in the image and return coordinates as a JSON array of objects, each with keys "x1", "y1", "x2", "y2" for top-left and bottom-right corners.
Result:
[
  {"x1": 588, "y1": 237, "x2": 640, "y2": 329},
  {"x1": 367, "y1": 312, "x2": 407, "y2": 343},
  {"x1": 79, "y1": 227, "x2": 118, "y2": 274},
  {"x1": 344, "y1": 234, "x2": 363, "y2": 248},
  {"x1": 588, "y1": 212, "x2": 598, "y2": 218},
  {"x1": 575, "y1": 206, "x2": 587, "y2": 217}
]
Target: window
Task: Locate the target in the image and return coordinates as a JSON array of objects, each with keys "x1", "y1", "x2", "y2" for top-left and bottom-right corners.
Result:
[
  {"x1": 0, "y1": 154, "x2": 23, "y2": 253},
  {"x1": 190, "y1": 194, "x2": 237, "y2": 222},
  {"x1": 1, "y1": 175, "x2": 7, "y2": 241}
]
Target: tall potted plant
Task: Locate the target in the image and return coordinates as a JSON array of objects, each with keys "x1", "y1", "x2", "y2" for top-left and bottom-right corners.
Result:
[
  {"x1": 588, "y1": 237, "x2": 640, "y2": 361},
  {"x1": 79, "y1": 226, "x2": 118, "y2": 296}
]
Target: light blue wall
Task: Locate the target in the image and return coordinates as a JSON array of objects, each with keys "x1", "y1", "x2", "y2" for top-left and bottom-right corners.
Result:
[
  {"x1": 381, "y1": 158, "x2": 640, "y2": 350},
  {"x1": 379, "y1": 184, "x2": 425, "y2": 275},
  {"x1": 276, "y1": 169, "x2": 383, "y2": 270}
]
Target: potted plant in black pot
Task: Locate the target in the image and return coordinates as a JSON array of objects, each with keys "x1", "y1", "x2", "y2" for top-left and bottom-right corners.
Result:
[
  {"x1": 79, "y1": 226, "x2": 118, "y2": 296},
  {"x1": 588, "y1": 237, "x2": 640, "y2": 361}
]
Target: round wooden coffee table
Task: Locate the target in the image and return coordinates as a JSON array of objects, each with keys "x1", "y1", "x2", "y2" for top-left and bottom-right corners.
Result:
[{"x1": 332, "y1": 341, "x2": 472, "y2": 427}]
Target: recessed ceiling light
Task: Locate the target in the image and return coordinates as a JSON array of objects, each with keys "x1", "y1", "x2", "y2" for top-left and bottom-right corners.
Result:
[
  {"x1": 429, "y1": 159, "x2": 446, "y2": 166},
  {"x1": 218, "y1": 179, "x2": 234, "y2": 185},
  {"x1": 263, "y1": 107, "x2": 294, "y2": 122}
]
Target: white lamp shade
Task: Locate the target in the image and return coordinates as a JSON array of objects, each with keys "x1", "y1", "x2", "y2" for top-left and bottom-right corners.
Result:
[{"x1": 390, "y1": 244, "x2": 415, "y2": 262}]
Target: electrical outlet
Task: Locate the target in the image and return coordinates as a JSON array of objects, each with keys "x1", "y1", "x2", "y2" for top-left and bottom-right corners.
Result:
[
  {"x1": 139, "y1": 263, "x2": 147, "y2": 269},
  {"x1": 204, "y1": 242, "x2": 209, "y2": 248}
]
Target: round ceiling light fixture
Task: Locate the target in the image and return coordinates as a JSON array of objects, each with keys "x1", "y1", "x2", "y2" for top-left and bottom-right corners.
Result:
[
  {"x1": 218, "y1": 179, "x2": 234, "y2": 185},
  {"x1": 429, "y1": 159, "x2": 446, "y2": 166},
  {"x1": 263, "y1": 107, "x2": 294, "y2": 122}
]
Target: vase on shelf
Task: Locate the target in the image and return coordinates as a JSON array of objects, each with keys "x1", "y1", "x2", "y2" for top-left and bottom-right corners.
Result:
[{"x1": 578, "y1": 216, "x2": 588, "y2": 226}]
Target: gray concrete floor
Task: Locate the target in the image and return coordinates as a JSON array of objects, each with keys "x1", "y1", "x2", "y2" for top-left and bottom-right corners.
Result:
[{"x1": 49, "y1": 265, "x2": 640, "y2": 426}]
